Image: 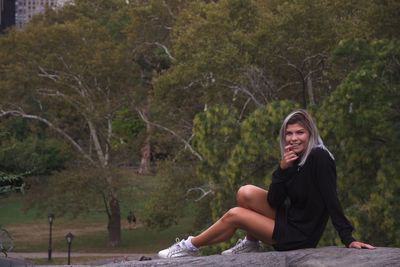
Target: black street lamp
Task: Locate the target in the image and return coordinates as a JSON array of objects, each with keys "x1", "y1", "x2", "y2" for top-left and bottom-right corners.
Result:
[
  {"x1": 47, "y1": 213, "x2": 55, "y2": 261},
  {"x1": 65, "y1": 232, "x2": 74, "y2": 265}
]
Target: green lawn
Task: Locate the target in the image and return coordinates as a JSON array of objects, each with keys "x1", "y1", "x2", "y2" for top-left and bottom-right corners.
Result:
[
  {"x1": 6, "y1": 217, "x2": 195, "y2": 253},
  {"x1": 51, "y1": 218, "x2": 195, "y2": 253},
  {"x1": 0, "y1": 195, "x2": 43, "y2": 225},
  {"x1": 0, "y1": 172, "x2": 197, "y2": 254}
]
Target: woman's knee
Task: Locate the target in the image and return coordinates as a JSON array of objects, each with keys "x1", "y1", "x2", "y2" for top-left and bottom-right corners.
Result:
[
  {"x1": 221, "y1": 207, "x2": 243, "y2": 225},
  {"x1": 236, "y1": 185, "x2": 258, "y2": 207}
]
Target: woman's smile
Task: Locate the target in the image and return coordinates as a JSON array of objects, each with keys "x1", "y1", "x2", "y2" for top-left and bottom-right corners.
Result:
[{"x1": 285, "y1": 123, "x2": 310, "y2": 155}]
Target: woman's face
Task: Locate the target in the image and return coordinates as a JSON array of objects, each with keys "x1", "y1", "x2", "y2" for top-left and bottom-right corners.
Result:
[{"x1": 285, "y1": 123, "x2": 310, "y2": 155}]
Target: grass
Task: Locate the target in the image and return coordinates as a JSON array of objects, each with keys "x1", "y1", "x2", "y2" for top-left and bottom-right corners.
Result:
[
  {"x1": 0, "y1": 195, "x2": 44, "y2": 225},
  {"x1": 6, "y1": 217, "x2": 194, "y2": 253},
  {"x1": 0, "y1": 171, "x2": 198, "y2": 257}
]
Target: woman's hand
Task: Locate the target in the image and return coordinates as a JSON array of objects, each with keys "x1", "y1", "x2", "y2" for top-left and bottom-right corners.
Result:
[
  {"x1": 280, "y1": 145, "x2": 299, "y2": 170},
  {"x1": 348, "y1": 241, "x2": 375, "y2": 249}
]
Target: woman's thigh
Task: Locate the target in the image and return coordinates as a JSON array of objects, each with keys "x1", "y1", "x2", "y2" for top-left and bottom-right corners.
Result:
[{"x1": 237, "y1": 185, "x2": 276, "y2": 220}]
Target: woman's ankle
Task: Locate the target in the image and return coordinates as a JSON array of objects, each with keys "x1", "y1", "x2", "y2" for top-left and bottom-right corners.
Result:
[
  {"x1": 245, "y1": 236, "x2": 259, "y2": 243},
  {"x1": 185, "y1": 236, "x2": 199, "y2": 251}
]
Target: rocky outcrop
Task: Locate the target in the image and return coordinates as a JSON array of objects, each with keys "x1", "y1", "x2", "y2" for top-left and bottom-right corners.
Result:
[
  {"x1": 100, "y1": 246, "x2": 400, "y2": 267},
  {"x1": 4, "y1": 246, "x2": 400, "y2": 266}
]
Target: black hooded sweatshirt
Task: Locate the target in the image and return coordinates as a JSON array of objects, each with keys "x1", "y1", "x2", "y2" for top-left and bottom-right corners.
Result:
[{"x1": 267, "y1": 147, "x2": 355, "y2": 251}]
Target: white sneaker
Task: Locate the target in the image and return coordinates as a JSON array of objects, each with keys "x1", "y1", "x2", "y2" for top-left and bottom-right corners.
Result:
[
  {"x1": 221, "y1": 238, "x2": 261, "y2": 255},
  {"x1": 158, "y1": 238, "x2": 199, "y2": 258}
]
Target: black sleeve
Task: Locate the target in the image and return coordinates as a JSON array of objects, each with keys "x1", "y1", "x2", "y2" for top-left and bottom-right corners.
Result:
[
  {"x1": 267, "y1": 166, "x2": 296, "y2": 208},
  {"x1": 313, "y1": 149, "x2": 355, "y2": 247}
]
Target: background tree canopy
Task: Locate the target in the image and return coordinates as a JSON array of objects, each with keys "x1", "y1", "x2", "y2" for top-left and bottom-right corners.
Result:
[{"x1": 0, "y1": 0, "x2": 398, "y2": 249}]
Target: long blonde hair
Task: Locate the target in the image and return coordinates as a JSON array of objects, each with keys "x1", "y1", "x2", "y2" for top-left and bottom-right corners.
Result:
[{"x1": 279, "y1": 110, "x2": 333, "y2": 166}]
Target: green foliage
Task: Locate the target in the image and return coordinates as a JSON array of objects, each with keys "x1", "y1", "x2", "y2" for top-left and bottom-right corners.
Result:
[
  {"x1": 0, "y1": 172, "x2": 26, "y2": 195},
  {"x1": 319, "y1": 39, "x2": 400, "y2": 246},
  {"x1": 0, "y1": 118, "x2": 71, "y2": 177},
  {"x1": 190, "y1": 101, "x2": 297, "y2": 254},
  {"x1": 192, "y1": 105, "x2": 240, "y2": 219},
  {"x1": 325, "y1": 0, "x2": 400, "y2": 40},
  {"x1": 222, "y1": 101, "x2": 298, "y2": 190},
  {"x1": 193, "y1": 105, "x2": 240, "y2": 185},
  {"x1": 113, "y1": 109, "x2": 145, "y2": 140},
  {"x1": 141, "y1": 160, "x2": 201, "y2": 230},
  {"x1": 24, "y1": 167, "x2": 109, "y2": 217},
  {"x1": 111, "y1": 108, "x2": 146, "y2": 164},
  {"x1": 0, "y1": 0, "x2": 146, "y2": 246},
  {"x1": 0, "y1": 137, "x2": 71, "y2": 175},
  {"x1": 154, "y1": 0, "x2": 266, "y2": 125},
  {"x1": 0, "y1": 0, "x2": 399, "y2": 250}
]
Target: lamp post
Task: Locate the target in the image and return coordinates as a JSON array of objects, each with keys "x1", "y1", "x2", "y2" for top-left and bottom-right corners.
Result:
[
  {"x1": 65, "y1": 232, "x2": 74, "y2": 265},
  {"x1": 47, "y1": 213, "x2": 55, "y2": 261}
]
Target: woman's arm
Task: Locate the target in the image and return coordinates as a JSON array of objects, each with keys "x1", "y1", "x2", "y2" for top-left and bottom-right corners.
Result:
[
  {"x1": 313, "y1": 148, "x2": 374, "y2": 249},
  {"x1": 268, "y1": 145, "x2": 298, "y2": 208},
  {"x1": 313, "y1": 148, "x2": 355, "y2": 246},
  {"x1": 267, "y1": 167, "x2": 290, "y2": 208}
]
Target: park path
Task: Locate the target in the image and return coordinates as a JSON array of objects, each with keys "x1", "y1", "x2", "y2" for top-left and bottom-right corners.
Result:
[
  {"x1": 3, "y1": 252, "x2": 157, "y2": 266},
  {"x1": 8, "y1": 252, "x2": 156, "y2": 259}
]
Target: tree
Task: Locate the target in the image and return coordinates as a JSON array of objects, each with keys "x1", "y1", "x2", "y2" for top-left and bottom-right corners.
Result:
[
  {"x1": 124, "y1": 0, "x2": 187, "y2": 174},
  {"x1": 153, "y1": 0, "x2": 268, "y2": 130},
  {"x1": 153, "y1": 0, "x2": 344, "y2": 143},
  {"x1": 0, "y1": 0, "x2": 137, "y2": 246},
  {"x1": 0, "y1": 116, "x2": 71, "y2": 175},
  {"x1": 319, "y1": 39, "x2": 400, "y2": 246},
  {"x1": 141, "y1": 0, "x2": 335, "y2": 234}
]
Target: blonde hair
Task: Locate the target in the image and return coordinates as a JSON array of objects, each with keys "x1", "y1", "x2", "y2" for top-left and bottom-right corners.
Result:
[{"x1": 279, "y1": 109, "x2": 333, "y2": 166}]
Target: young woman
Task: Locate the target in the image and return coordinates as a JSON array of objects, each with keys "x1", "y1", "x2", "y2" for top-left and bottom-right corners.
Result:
[{"x1": 158, "y1": 109, "x2": 374, "y2": 258}]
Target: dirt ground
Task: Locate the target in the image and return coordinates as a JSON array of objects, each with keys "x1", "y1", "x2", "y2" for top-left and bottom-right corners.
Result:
[
  {"x1": 6, "y1": 222, "x2": 107, "y2": 246},
  {"x1": 6, "y1": 220, "x2": 143, "y2": 246},
  {"x1": 5, "y1": 221, "x2": 151, "y2": 265}
]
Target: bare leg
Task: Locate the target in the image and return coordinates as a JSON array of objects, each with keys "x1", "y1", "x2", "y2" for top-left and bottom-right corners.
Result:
[
  {"x1": 236, "y1": 185, "x2": 275, "y2": 241},
  {"x1": 236, "y1": 185, "x2": 275, "y2": 219},
  {"x1": 191, "y1": 185, "x2": 276, "y2": 247}
]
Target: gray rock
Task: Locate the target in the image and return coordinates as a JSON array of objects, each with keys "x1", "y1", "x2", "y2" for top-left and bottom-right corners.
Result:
[
  {"x1": 0, "y1": 256, "x2": 34, "y2": 267},
  {"x1": 7, "y1": 247, "x2": 399, "y2": 267},
  {"x1": 99, "y1": 247, "x2": 400, "y2": 267}
]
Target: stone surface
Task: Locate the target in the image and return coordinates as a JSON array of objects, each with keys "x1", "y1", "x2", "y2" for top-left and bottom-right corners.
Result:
[
  {"x1": 0, "y1": 256, "x2": 34, "y2": 267},
  {"x1": 99, "y1": 247, "x2": 400, "y2": 267},
  {"x1": 4, "y1": 246, "x2": 400, "y2": 266}
]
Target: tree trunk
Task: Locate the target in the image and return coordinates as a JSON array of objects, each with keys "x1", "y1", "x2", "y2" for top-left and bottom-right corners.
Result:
[
  {"x1": 138, "y1": 105, "x2": 152, "y2": 175},
  {"x1": 107, "y1": 196, "x2": 121, "y2": 247},
  {"x1": 306, "y1": 75, "x2": 315, "y2": 106},
  {"x1": 138, "y1": 136, "x2": 151, "y2": 174}
]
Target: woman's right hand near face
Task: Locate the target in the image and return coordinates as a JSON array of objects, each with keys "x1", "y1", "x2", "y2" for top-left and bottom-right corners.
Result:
[{"x1": 280, "y1": 145, "x2": 299, "y2": 170}]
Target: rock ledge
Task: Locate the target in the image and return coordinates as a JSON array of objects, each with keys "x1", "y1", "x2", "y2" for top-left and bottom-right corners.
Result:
[{"x1": 101, "y1": 246, "x2": 400, "y2": 267}]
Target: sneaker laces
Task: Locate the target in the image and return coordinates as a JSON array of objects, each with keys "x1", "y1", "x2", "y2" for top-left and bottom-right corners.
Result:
[
  {"x1": 167, "y1": 238, "x2": 186, "y2": 256},
  {"x1": 230, "y1": 239, "x2": 247, "y2": 252}
]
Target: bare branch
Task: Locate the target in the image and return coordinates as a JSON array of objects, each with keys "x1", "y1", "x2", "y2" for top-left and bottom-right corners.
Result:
[
  {"x1": 162, "y1": 0, "x2": 174, "y2": 18},
  {"x1": 36, "y1": 88, "x2": 89, "y2": 114},
  {"x1": 185, "y1": 187, "x2": 214, "y2": 202},
  {"x1": 37, "y1": 66, "x2": 60, "y2": 82},
  {"x1": 155, "y1": 42, "x2": 176, "y2": 61},
  {"x1": 243, "y1": 67, "x2": 276, "y2": 104},
  {"x1": 238, "y1": 97, "x2": 252, "y2": 121},
  {"x1": 136, "y1": 109, "x2": 203, "y2": 161},
  {"x1": 0, "y1": 108, "x2": 95, "y2": 165},
  {"x1": 276, "y1": 81, "x2": 302, "y2": 92},
  {"x1": 104, "y1": 115, "x2": 112, "y2": 165},
  {"x1": 301, "y1": 53, "x2": 327, "y2": 70},
  {"x1": 277, "y1": 55, "x2": 304, "y2": 77},
  {"x1": 143, "y1": 42, "x2": 176, "y2": 61},
  {"x1": 87, "y1": 119, "x2": 107, "y2": 167},
  {"x1": 228, "y1": 84, "x2": 264, "y2": 108}
]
